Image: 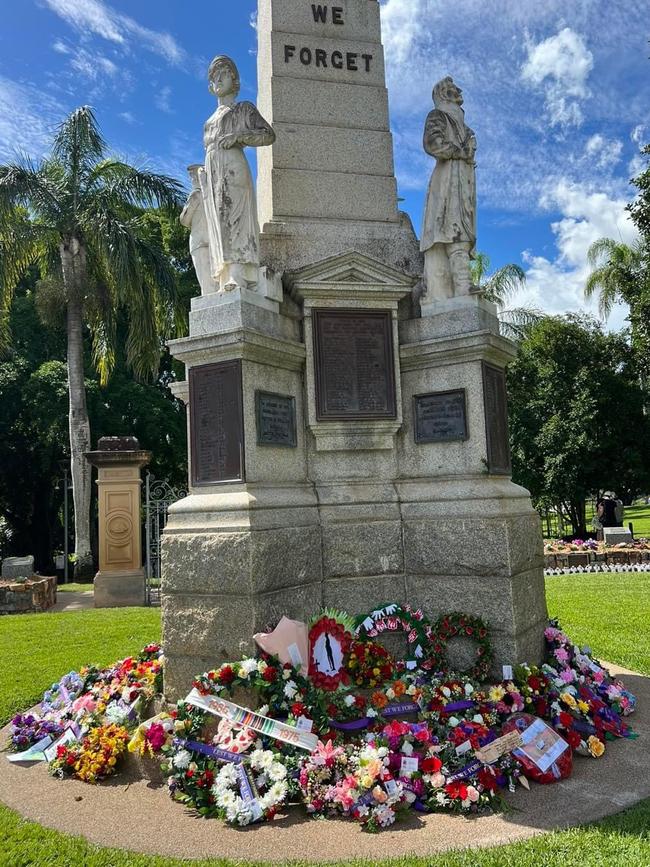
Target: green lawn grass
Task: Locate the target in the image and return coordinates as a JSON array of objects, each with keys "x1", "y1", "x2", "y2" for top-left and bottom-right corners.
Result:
[
  {"x1": 56, "y1": 582, "x2": 94, "y2": 592},
  {"x1": 0, "y1": 579, "x2": 648, "y2": 866}
]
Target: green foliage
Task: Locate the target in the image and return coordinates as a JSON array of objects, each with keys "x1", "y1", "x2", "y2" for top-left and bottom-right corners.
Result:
[
  {"x1": 0, "y1": 282, "x2": 187, "y2": 566},
  {"x1": 508, "y1": 314, "x2": 650, "y2": 534},
  {"x1": 471, "y1": 252, "x2": 542, "y2": 341}
]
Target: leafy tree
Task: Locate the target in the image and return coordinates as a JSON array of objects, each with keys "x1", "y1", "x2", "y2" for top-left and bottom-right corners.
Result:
[
  {"x1": 508, "y1": 314, "x2": 650, "y2": 536},
  {"x1": 0, "y1": 107, "x2": 184, "y2": 575},
  {"x1": 0, "y1": 280, "x2": 187, "y2": 569},
  {"x1": 471, "y1": 252, "x2": 542, "y2": 340}
]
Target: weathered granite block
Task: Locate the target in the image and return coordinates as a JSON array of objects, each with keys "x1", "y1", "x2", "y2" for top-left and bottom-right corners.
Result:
[
  {"x1": 323, "y1": 574, "x2": 408, "y2": 615},
  {"x1": 322, "y1": 521, "x2": 403, "y2": 578},
  {"x1": 161, "y1": 533, "x2": 252, "y2": 596},
  {"x1": 403, "y1": 520, "x2": 510, "y2": 577},
  {"x1": 251, "y1": 526, "x2": 322, "y2": 592},
  {"x1": 161, "y1": 593, "x2": 254, "y2": 660},
  {"x1": 255, "y1": 582, "x2": 322, "y2": 631}
]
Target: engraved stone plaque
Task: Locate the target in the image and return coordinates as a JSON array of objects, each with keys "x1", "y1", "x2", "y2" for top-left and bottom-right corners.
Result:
[
  {"x1": 256, "y1": 391, "x2": 297, "y2": 447},
  {"x1": 190, "y1": 360, "x2": 244, "y2": 485},
  {"x1": 482, "y1": 362, "x2": 511, "y2": 474},
  {"x1": 313, "y1": 309, "x2": 396, "y2": 420},
  {"x1": 414, "y1": 390, "x2": 467, "y2": 443}
]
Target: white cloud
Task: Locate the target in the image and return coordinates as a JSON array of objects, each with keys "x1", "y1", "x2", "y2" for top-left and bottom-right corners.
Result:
[
  {"x1": 52, "y1": 39, "x2": 70, "y2": 54},
  {"x1": 584, "y1": 134, "x2": 623, "y2": 168},
  {"x1": 521, "y1": 28, "x2": 593, "y2": 127},
  {"x1": 69, "y1": 48, "x2": 117, "y2": 80},
  {"x1": 512, "y1": 180, "x2": 637, "y2": 328},
  {"x1": 118, "y1": 111, "x2": 135, "y2": 124},
  {"x1": 155, "y1": 85, "x2": 173, "y2": 114},
  {"x1": 0, "y1": 76, "x2": 64, "y2": 161},
  {"x1": 42, "y1": 0, "x2": 185, "y2": 65}
]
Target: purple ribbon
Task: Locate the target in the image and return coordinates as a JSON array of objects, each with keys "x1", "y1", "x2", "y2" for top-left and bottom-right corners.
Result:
[
  {"x1": 174, "y1": 738, "x2": 243, "y2": 764},
  {"x1": 236, "y1": 764, "x2": 257, "y2": 802},
  {"x1": 443, "y1": 700, "x2": 475, "y2": 712},
  {"x1": 329, "y1": 717, "x2": 371, "y2": 731},
  {"x1": 383, "y1": 702, "x2": 420, "y2": 717},
  {"x1": 446, "y1": 759, "x2": 482, "y2": 783}
]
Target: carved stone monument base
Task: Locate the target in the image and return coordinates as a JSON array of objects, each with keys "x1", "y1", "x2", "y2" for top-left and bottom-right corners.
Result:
[{"x1": 94, "y1": 569, "x2": 146, "y2": 609}]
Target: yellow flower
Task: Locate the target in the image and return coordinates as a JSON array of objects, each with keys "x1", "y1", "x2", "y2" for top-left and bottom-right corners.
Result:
[
  {"x1": 578, "y1": 701, "x2": 590, "y2": 713},
  {"x1": 489, "y1": 686, "x2": 506, "y2": 702},
  {"x1": 587, "y1": 736, "x2": 605, "y2": 758},
  {"x1": 560, "y1": 692, "x2": 577, "y2": 709}
]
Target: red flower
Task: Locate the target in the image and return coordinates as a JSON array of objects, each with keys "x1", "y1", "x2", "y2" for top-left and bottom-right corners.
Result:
[
  {"x1": 327, "y1": 704, "x2": 339, "y2": 717},
  {"x1": 354, "y1": 695, "x2": 367, "y2": 709},
  {"x1": 566, "y1": 729, "x2": 582, "y2": 749},
  {"x1": 217, "y1": 666, "x2": 235, "y2": 685},
  {"x1": 421, "y1": 756, "x2": 442, "y2": 775},
  {"x1": 262, "y1": 667, "x2": 278, "y2": 683},
  {"x1": 559, "y1": 711, "x2": 574, "y2": 728},
  {"x1": 291, "y1": 702, "x2": 306, "y2": 716},
  {"x1": 445, "y1": 781, "x2": 468, "y2": 800},
  {"x1": 478, "y1": 768, "x2": 498, "y2": 792},
  {"x1": 528, "y1": 676, "x2": 543, "y2": 692},
  {"x1": 186, "y1": 769, "x2": 194, "y2": 778},
  {"x1": 465, "y1": 627, "x2": 473, "y2": 635}
]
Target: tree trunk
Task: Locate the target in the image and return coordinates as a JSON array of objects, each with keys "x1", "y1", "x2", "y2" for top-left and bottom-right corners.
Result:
[{"x1": 61, "y1": 238, "x2": 94, "y2": 578}]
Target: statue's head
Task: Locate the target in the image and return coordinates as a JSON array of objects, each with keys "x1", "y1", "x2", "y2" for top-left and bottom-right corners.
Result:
[
  {"x1": 187, "y1": 164, "x2": 203, "y2": 190},
  {"x1": 208, "y1": 55, "x2": 240, "y2": 98},
  {"x1": 433, "y1": 76, "x2": 463, "y2": 108}
]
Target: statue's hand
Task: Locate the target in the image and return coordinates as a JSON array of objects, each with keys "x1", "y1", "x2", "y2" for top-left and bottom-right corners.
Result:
[{"x1": 219, "y1": 134, "x2": 239, "y2": 150}]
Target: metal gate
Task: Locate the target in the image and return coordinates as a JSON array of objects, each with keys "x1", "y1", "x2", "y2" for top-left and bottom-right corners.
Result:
[{"x1": 144, "y1": 473, "x2": 187, "y2": 605}]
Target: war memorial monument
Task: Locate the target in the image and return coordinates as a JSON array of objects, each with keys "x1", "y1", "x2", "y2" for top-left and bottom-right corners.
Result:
[{"x1": 161, "y1": 0, "x2": 547, "y2": 699}]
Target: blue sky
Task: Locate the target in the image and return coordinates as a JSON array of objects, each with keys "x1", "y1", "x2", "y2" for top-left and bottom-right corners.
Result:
[{"x1": 1, "y1": 0, "x2": 648, "y2": 328}]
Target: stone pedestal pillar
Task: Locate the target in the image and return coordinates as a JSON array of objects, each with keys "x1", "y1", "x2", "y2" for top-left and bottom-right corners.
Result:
[{"x1": 86, "y1": 437, "x2": 151, "y2": 608}]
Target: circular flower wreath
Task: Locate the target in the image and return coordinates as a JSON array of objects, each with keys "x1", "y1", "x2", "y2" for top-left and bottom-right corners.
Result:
[
  {"x1": 354, "y1": 604, "x2": 433, "y2": 671},
  {"x1": 428, "y1": 613, "x2": 493, "y2": 682},
  {"x1": 213, "y1": 749, "x2": 288, "y2": 826}
]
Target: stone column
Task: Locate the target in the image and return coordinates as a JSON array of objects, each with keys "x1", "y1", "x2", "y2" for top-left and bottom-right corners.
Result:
[{"x1": 85, "y1": 437, "x2": 151, "y2": 608}]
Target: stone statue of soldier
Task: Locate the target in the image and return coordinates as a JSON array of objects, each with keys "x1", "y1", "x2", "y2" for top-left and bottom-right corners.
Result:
[
  {"x1": 180, "y1": 164, "x2": 215, "y2": 295},
  {"x1": 201, "y1": 55, "x2": 276, "y2": 293},
  {"x1": 421, "y1": 76, "x2": 477, "y2": 302}
]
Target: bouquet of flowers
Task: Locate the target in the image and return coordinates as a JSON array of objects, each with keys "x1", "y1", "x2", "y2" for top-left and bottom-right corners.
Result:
[
  {"x1": 9, "y1": 714, "x2": 64, "y2": 750},
  {"x1": 346, "y1": 639, "x2": 394, "y2": 688},
  {"x1": 213, "y1": 749, "x2": 289, "y2": 826},
  {"x1": 49, "y1": 723, "x2": 129, "y2": 783}
]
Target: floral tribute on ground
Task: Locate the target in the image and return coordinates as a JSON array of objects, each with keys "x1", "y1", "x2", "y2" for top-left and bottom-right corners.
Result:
[{"x1": 6, "y1": 610, "x2": 638, "y2": 832}]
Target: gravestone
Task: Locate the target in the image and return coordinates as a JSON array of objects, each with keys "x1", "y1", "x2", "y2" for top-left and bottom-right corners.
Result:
[
  {"x1": 603, "y1": 527, "x2": 633, "y2": 545},
  {"x1": 161, "y1": 0, "x2": 547, "y2": 699},
  {"x1": 1, "y1": 556, "x2": 34, "y2": 581}
]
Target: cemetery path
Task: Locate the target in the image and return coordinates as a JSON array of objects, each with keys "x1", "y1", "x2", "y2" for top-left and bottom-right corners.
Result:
[
  {"x1": 52, "y1": 591, "x2": 94, "y2": 613},
  {"x1": 0, "y1": 663, "x2": 648, "y2": 862}
]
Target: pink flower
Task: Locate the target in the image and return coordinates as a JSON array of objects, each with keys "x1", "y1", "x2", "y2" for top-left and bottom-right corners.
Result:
[
  {"x1": 312, "y1": 739, "x2": 344, "y2": 767},
  {"x1": 72, "y1": 694, "x2": 96, "y2": 715},
  {"x1": 467, "y1": 785, "x2": 480, "y2": 803},
  {"x1": 560, "y1": 668, "x2": 576, "y2": 684},
  {"x1": 554, "y1": 647, "x2": 569, "y2": 664}
]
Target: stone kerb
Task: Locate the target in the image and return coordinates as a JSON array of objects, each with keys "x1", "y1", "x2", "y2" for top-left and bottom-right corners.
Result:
[{"x1": 0, "y1": 574, "x2": 57, "y2": 614}]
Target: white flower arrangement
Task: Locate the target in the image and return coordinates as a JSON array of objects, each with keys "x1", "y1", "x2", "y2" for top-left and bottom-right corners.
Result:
[{"x1": 212, "y1": 750, "x2": 288, "y2": 826}]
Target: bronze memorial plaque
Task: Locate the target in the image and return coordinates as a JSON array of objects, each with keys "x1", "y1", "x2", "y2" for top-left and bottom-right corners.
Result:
[
  {"x1": 190, "y1": 360, "x2": 244, "y2": 485},
  {"x1": 482, "y1": 362, "x2": 511, "y2": 474},
  {"x1": 256, "y1": 391, "x2": 297, "y2": 447},
  {"x1": 414, "y1": 390, "x2": 467, "y2": 443},
  {"x1": 313, "y1": 309, "x2": 396, "y2": 420}
]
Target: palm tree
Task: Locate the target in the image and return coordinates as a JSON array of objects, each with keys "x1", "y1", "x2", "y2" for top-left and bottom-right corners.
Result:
[
  {"x1": 471, "y1": 252, "x2": 542, "y2": 340},
  {"x1": 0, "y1": 107, "x2": 184, "y2": 577},
  {"x1": 585, "y1": 237, "x2": 643, "y2": 318}
]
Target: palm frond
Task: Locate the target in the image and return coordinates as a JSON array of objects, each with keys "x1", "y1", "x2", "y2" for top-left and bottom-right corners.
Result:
[
  {"x1": 482, "y1": 263, "x2": 527, "y2": 305},
  {"x1": 88, "y1": 160, "x2": 184, "y2": 211},
  {"x1": 51, "y1": 106, "x2": 106, "y2": 185},
  {"x1": 498, "y1": 306, "x2": 544, "y2": 341},
  {"x1": 0, "y1": 161, "x2": 63, "y2": 223}
]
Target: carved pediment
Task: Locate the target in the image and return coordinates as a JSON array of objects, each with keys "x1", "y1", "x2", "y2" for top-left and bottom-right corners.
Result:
[{"x1": 286, "y1": 250, "x2": 415, "y2": 304}]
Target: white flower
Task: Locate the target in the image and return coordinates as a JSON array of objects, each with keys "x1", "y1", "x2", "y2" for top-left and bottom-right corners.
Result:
[
  {"x1": 403, "y1": 789, "x2": 416, "y2": 804},
  {"x1": 472, "y1": 714, "x2": 484, "y2": 724},
  {"x1": 251, "y1": 749, "x2": 274, "y2": 771},
  {"x1": 465, "y1": 683, "x2": 474, "y2": 695},
  {"x1": 375, "y1": 805, "x2": 396, "y2": 827},
  {"x1": 258, "y1": 704, "x2": 269, "y2": 717},
  {"x1": 217, "y1": 763, "x2": 239, "y2": 786},
  {"x1": 257, "y1": 660, "x2": 268, "y2": 674},
  {"x1": 385, "y1": 688, "x2": 395, "y2": 701},
  {"x1": 367, "y1": 708, "x2": 378, "y2": 718},
  {"x1": 239, "y1": 658, "x2": 258, "y2": 677},
  {"x1": 104, "y1": 702, "x2": 129, "y2": 724},
  {"x1": 377, "y1": 746, "x2": 389, "y2": 759},
  {"x1": 435, "y1": 791, "x2": 449, "y2": 805},
  {"x1": 268, "y1": 780, "x2": 287, "y2": 801},
  {"x1": 172, "y1": 749, "x2": 192, "y2": 769},
  {"x1": 282, "y1": 669, "x2": 292, "y2": 680},
  {"x1": 401, "y1": 741, "x2": 414, "y2": 756},
  {"x1": 441, "y1": 687, "x2": 451, "y2": 698},
  {"x1": 448, "y1": 716, "x2": 460, "y2": 727},
  {"x1": 256, "y1": 773, "x2": 268, "y2": 789},
  {"x1": 406, "y1": 684, "x2": 417, "y2": 696},
  {"x1": 217, "y1": 790, "x2": 237, "y2": 808},
  {"x1": 344, "y1": 695, "x2": 356, "y2": 707},
  {"x1": 268, "y1": 762, "x2": 287, "y2": 782},
  {"x1": 356, "y1": 804, "x2": 370, "y2": 817},
  {"x1": 283, "y1": 680, "x2": 298, "y2": 699}
]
